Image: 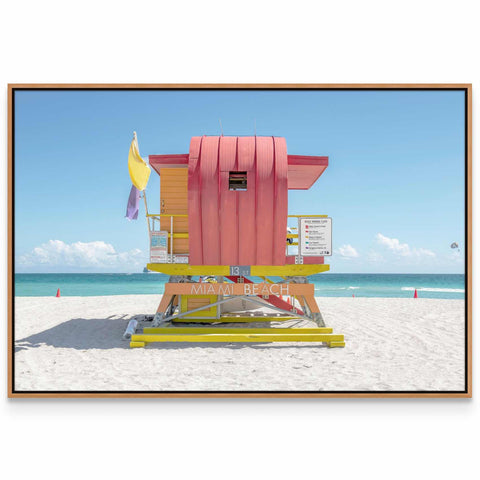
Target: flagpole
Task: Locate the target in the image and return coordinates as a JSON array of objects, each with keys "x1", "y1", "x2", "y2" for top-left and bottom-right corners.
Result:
[{"x1": 143, "y1": 190, "x2": 151, "y2": 236}]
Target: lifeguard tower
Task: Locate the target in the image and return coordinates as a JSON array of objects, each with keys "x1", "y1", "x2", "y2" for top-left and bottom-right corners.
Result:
[{"x1": 129, "y1": 135, "x2": 345, "y2": 348}]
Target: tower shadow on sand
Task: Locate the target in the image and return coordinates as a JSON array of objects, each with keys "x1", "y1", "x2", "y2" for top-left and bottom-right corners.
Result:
[{"x1": 14, "y1": 317, "x2": 326, "y2": 352}]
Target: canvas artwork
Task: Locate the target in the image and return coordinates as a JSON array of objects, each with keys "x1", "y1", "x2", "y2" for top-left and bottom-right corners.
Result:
[{"x1": 8, "y1": 85, "x2": 471, "y2": 397}]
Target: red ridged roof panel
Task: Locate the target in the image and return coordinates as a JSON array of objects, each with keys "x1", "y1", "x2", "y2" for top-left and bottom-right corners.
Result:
[{"x1": 187, "y1": 136, "x2": 288, "y2": 266}]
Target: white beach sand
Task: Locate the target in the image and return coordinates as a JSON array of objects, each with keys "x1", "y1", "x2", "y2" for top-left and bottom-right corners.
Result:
[{"x1": 14, "y1": 295, "x2": 465, "y2": 392}]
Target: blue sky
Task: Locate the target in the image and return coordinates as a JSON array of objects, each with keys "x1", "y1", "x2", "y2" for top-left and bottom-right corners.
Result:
[{"x1": 14, "y1": 89, "x2": 465, "y2": 273}]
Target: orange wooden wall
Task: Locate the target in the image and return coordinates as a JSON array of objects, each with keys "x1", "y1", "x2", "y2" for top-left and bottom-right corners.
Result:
[{"x1": 159, "y1": 168, "x2": 189, "y2": 254}]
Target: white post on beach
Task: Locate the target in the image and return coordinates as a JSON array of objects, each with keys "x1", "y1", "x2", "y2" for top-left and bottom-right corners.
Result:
[
  {"x1": 170, "y1": 215, "x2": 174, "y2": 263},
  {"x1": 123, "y1": 319, "x2": 138, "y2": 340}
]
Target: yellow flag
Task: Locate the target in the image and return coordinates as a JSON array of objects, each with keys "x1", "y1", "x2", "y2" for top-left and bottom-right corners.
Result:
[{"x1": 128, "y1": 132, "x2": 150, "y2": 191}]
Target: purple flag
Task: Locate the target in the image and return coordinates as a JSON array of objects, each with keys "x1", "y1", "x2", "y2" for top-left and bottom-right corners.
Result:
[{"x1": 126, "y1": 185, "x2": 140, "y2": 220}]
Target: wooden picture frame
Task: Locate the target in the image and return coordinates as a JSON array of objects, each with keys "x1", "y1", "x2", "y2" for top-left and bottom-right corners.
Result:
[{"x1": 8, "y1": 84, "x2": 472, "y2": 398}]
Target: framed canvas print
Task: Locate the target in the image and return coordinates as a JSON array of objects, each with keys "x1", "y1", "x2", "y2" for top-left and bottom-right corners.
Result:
[{"x1": 7, "y1": 84, "x2": 472, "y2": 398}]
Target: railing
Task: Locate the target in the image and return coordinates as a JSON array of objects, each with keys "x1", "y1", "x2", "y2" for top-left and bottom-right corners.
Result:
[
  {"x1": 147, "y1": 214, "x2": 189, "y2": 264},
  {"x1": 146, "y1": 213, "x2": 329, "y2": 264}
]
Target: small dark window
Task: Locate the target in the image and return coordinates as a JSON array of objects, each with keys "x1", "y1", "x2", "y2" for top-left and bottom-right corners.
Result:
[{"x1": 229, "y1": 171, "x2": 248, "y2": 191}]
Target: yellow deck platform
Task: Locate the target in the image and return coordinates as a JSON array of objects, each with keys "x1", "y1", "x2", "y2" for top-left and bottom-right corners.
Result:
[{"x1": 146, "y1": 263, "x2": 330, "y2": 276}]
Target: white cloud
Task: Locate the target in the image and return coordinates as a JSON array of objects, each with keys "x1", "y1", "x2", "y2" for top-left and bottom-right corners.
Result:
[
  {"x1": 375, "y1": 233, "x2": 435, "y2": 258},
  {"x1": 18, "y1": 240, "x2": 146, "y2": 269},
  {"x1": 336, "y1": 244, "x2": 359, "y2": 258},
  {"x1": 376, "y1": 233, "x2": 410, "y2": 256}
]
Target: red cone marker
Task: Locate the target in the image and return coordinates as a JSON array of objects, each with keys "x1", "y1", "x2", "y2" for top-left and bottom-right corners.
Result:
[
  {"x1": 414, "y1": 289, "x2": 418, "y2": 299},
  {"x1": 56, "y1": 288, "x2": 61, "y2": 298}
]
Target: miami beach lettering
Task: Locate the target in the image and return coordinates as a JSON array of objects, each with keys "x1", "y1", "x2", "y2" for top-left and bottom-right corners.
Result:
[
  {"x1": 243, "y1": 283, "x2": 290, "y2": 296},
  {"x1": 190, "y1": 283, "x2": 290, "y2": 296},
  {"x1": 191, "y1": 283, "x2": 234, "y2": 295}
]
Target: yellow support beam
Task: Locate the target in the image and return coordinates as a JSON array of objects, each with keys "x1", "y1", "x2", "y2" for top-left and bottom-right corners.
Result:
[
  {"x1": 131, "y1": 333, "x2": 344, "y2": 343},
  {"x1": 143, "y1": 327, "x2": 334, "y2": 334},
  {"x1": 147, "y1": 263, "x2": 330, "y2": 276},
  {"x1": 287, "y1": 215, "x2": 328, "y2": 218},
  {"x1": 169, "y1": 233, "x2": 189, "y2": 239},
  {"x1": 147, "y1": 213, "x2": 188, "y2": 218}
]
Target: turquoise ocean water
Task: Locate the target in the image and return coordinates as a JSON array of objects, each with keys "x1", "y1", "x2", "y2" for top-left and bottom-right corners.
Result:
[{"x1": 14, "y1": 273, "x2": 465, "y2": 300}]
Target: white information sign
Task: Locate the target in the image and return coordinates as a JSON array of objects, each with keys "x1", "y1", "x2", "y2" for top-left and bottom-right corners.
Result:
[
  {"x1": 150, "y1": 231, "x2": 168, "y2": 263},
  {"x1": 299, "y1": 217, "x2": 332, "y2": 256}
]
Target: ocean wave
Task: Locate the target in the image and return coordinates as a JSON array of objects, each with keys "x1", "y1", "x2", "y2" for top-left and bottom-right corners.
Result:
[
  {"x1": 401, "y1": 287, "x2": 465, "y2": 293},
  {"x1": 314, "y1": 286, "x2": 359, "y2": 291}
]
